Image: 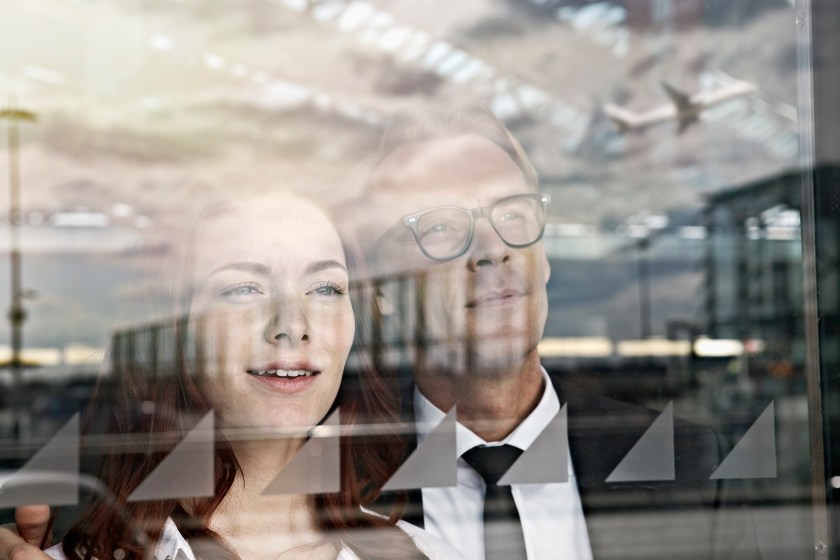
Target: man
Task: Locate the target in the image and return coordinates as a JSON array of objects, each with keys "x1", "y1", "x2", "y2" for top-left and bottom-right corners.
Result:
[{"x1": 354, "y1": 105, "x2": 760, "y2": 560}]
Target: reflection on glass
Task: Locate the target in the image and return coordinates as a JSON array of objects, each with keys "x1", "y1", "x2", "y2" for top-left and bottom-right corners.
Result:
[{"x1": 0, "y1": 0, "x2": 817, "y2": 559}]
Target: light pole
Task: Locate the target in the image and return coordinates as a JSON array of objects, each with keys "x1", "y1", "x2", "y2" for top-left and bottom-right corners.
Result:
[
  {"x1": 637, "y1": 236, "x2": 651, "y2": 340},
  {"x1": 1, "y1": 101, "x2": 37, "y2": 439}
]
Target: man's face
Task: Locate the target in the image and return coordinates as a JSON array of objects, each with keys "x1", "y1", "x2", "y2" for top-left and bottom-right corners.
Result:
[{"x1": 366, "y1": 134, "x2": 550, "y2": 376}]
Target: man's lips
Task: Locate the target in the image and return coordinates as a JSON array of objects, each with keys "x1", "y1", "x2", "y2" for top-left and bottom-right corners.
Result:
[{"x1": 465, "y1": 289, "x2": 526, "y2": 308}]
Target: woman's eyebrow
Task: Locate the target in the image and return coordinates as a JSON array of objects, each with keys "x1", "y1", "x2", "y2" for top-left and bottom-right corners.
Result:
[
  {"x1": 207, "y1": 261, "x2": 269, "y2": 278},
  {"x1": 305, "y1": 260, "x2": 347, "y2": 275}
]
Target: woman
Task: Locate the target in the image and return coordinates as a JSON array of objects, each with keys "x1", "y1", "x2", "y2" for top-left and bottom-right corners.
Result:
[{"x1": 41, "y1": 183, "x2": 458, "y2": 560}]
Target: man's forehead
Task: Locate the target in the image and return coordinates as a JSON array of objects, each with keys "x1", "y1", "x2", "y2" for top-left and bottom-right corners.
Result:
[
  {"x1": 368, "y1": 134, "x2": 526, "y2": 197},
  {"x1": 356, "y1": 133, "x2": 535, "y2": 256}
]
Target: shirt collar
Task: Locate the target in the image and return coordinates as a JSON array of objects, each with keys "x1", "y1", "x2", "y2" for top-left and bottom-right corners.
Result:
[
  {"x1": 155, "y1": 518, "x2": 197, "y2": 560},
  {"x1": 414, "y1": 367, "x2": 560, "y2": 456},
  {"x1": 155, "y1": 517, "x2": 357, "y2": 560}
]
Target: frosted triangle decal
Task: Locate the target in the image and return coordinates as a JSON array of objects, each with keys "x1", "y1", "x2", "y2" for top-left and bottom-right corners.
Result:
[
  {"x1": 606, "y1": 402, "x2": 675, "y2": 483},
  {"x1": 0, "y1": 414, "x2": 79, "y2": 507},
  {"x1": 128, "y1": 412, "x2": 215, "y2": 502},
  {"x1": 498, "y1": 405, "x2": 568, "y2": 485},
  {"x1": 262, "y1": 409, "x2": 341, "y2": 495},
  {"x1": 711, "y1": 402, "x2": 776, "y2": 479},
  {"x1": 382, "y1": 407, "x2": 457, "y2": 491}
]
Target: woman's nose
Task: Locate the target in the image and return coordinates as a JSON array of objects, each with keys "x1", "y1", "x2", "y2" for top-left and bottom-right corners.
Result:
[{"x1": 265, "y1": 297, "x2": 310, "y2": 343}]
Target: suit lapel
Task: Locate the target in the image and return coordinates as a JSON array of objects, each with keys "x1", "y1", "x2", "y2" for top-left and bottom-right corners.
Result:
[{"x1": 550, "y1": 374, "x2": 666, "y2": 559}]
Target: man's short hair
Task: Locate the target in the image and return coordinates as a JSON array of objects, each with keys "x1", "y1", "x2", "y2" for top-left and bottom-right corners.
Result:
[
  {"x1": 369, "y1": 104, "x2": 539, "y2": 191},
  {"x1": 346, "y1": 105, "x2": 539, "y2": 263}
]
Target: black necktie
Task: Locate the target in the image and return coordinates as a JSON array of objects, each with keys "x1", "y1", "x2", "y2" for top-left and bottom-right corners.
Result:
[{"x1": 461, "y1": 444, "x2": 528, "y2": 560}]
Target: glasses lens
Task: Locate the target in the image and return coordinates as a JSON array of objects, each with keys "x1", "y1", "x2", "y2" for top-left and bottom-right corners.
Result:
[
  {"x1": 491, "y1": 195, "x2": 545, "y2": 246},
  {"x1": 414, "y1": 208, "x2": 472, "y2": 259}
]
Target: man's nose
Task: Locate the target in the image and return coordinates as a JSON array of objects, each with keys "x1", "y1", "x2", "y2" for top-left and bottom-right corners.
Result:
[
  {"x1": 265, "y1": 296, "x2": 310, "y2": 343},
  {"x1": 467, "y1": 215, "x2": 510, "y2": 270}
]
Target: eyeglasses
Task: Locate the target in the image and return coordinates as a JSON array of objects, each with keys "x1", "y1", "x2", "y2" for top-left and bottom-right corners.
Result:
[{"x1": 388, "y1": 193, "x2": 551, "y2": 261}]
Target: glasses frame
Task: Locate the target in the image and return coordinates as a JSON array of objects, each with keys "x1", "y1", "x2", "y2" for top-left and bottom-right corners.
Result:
[{"x1": 399, "y1": 192, "x2": 551, "y2": 261}]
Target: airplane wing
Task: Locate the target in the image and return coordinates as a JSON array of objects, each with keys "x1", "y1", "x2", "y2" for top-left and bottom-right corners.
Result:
[
  {"x1": 697, "y1": 81, "x2": 756, "y2": 106},
  {"x1": 603, "y1": 103, "x2": 640, "y2": 133}
]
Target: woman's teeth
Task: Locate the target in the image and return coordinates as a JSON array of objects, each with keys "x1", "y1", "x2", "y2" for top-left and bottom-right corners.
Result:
[{"x1": 248, "y1": 369, "x2": 314, "y2": 378}]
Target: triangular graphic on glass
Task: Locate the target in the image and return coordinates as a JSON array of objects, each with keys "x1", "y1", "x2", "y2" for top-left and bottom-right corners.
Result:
[
  {"x1": 128, "y1": 412, "x2": 215, "y2": 502},
  {"x1": 382, "y1": 407, "x2": 457, "y2": 491},
  {"x1": 606, "y1": 402, "x2": 675, "y2": 483},
  {"x1": 262, "y1": 409, "x2": 341, "y2": 495},
  {"x1": 0, "y1": 414, "x2": 80, "y2": 507},
  {"x1": 711, "y1": 402, "x2": 776, "y2": 479},
  {"x1": 498, "y1": 404, "x2": 568, "y2": 485}
]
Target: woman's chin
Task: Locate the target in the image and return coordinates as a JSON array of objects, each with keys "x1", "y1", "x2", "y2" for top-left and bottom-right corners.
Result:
[{"x1": 219, "y1": 411, "x2": 327, "y2": 440}]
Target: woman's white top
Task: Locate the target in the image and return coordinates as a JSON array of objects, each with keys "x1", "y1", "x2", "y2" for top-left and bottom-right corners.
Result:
[{"x1": 45, "y1": 517, "x2": 463, "y2": 560}]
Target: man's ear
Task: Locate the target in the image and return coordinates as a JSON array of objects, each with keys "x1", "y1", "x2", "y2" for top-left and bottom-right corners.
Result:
[
  {"x1": 543, "y1": 253, "x2": 551, "y2": 284},
  {"x1": 376, "y1": 292, "x2": 396, "y2": 316}
]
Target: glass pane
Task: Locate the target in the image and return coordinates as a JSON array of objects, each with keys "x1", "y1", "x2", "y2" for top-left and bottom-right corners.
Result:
[{"x1": 0, "y1": 1, "x2": 820, "y2": 559}]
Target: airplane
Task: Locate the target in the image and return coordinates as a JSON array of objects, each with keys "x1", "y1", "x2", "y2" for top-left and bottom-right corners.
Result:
[{"x1": 603, "y1": 80, "x2": 756, "y2": 134}]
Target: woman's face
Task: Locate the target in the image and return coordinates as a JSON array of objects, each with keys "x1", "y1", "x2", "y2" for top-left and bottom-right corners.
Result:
[{"x1": 188, "y1": 194, "x2": 354, "y2": 433}]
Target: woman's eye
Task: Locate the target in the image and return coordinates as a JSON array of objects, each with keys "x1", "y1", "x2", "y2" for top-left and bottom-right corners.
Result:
[
  {"x1": 311, "y1": 282, "x2": 348, "y2": 296},
  {"x1": 218, "y1": 282, "x2": 263, "y2": 298}
]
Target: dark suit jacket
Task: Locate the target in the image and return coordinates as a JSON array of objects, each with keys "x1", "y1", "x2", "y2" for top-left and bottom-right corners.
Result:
[{"x1": 378, "y1": 369, "x2": 761, "y2": 560}]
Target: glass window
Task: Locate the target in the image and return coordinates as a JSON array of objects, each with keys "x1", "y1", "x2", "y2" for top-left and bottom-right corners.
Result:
[{"x1": 0, "y1": 1, "x2": 828, "y2": 559}]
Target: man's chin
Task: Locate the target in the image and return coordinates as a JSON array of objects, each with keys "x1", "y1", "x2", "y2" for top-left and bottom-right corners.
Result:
[
  {"x1": 420, "y1": 336, "x2": 539, "y2": 378},
  {"x1": 469, "y1": 346, "x2": 536, "y2": 376}
]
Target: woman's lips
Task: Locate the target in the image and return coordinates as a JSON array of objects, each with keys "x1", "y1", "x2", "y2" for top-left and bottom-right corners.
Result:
[
  {"x1": 247, "y1": 372, "x2": 319, "y2": 394},
  {"x1": 247, "y1": 360, "x2": 319, "y2": 376},
  {"x1": 245, "y1": 361, "x2": 321, "y2": 393},
  {"x1": 246, "y1": 368, "x2": 316, "y2": 378}
]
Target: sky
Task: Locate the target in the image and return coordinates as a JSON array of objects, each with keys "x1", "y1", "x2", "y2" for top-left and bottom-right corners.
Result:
[{"x1": 0, "y1": 0, "x2": 804, "y2": 352}]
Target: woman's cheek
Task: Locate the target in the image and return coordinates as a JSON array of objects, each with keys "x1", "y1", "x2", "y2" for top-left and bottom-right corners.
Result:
[
  {"x1": 191, "y1": 308, "x2": 253, "y2": 379},
  {"x1": 335, "y1": 304, "x2": 356, "y2": 355},
  {"x1": 313, "y1": 302, "x2": 354, "y2": 342}
]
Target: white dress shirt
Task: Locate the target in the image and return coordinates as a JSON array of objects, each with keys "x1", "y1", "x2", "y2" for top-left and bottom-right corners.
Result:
[{"x1": 415, "y1": 369, "x2": 593, "y2": 560}]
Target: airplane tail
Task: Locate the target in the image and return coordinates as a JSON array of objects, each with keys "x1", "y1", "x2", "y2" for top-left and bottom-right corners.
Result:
[
  {"x1": 661, "y1": 82, "x2": 692, "y2": 112},
  {"x1": 676, "y1": 114, "x2": 699, "y2": 135},
  {"x1": 662, "y1": 82, "x2": 699, "y2": 134}
]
